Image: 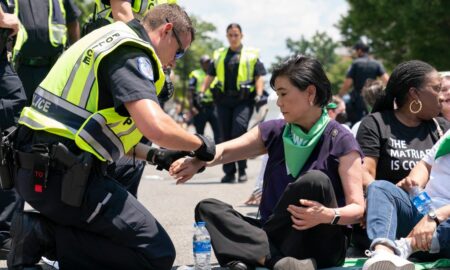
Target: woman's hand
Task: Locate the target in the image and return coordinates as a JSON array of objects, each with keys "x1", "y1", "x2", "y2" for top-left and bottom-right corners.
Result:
[
  {"x1": 407, "y1": 215, "x2": 436, "y2": 251},
  {"x1": 396, "y1": 176, "x2": 418, "y2": 193},
  {"x1": 286, "y1": 199, "x2": 334, "y2": 230},
  {"x1": 169, "y1": 157, "x2": 206, "y2": 184}
]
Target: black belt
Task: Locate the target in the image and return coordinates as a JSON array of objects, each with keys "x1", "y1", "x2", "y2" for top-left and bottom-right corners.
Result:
[
  {"x1": 18, "y1": 55, "x2": 60, "y2": 67},
  {"x1": 15, "y1": 151, "x2": 66, "y2": 171}
]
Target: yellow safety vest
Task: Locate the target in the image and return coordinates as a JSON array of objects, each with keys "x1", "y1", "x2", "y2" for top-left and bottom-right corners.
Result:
[
  {"x1": 18, "y1": 22, "x2": 165, "y2": 162},
  {"x1": 189, "y1": 69, "x2": 213, "y2": 103},
  {"x1": 212, "y1": 46, "x2": 259, "y2": 93},
  {"x1": 94, "y1": 0, "x2": 177, "y2": 22},
  {"x1": 12, "y1": 0, "x2": 67, "y2": 62}
]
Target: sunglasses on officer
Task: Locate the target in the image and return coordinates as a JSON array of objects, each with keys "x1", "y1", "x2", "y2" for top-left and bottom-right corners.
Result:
[{"x1": 165, "y1": 18, "x2": 185, "y2": 60}]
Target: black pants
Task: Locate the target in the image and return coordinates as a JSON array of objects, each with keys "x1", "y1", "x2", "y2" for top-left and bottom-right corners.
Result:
[
  {"x1": 13, "y1": 136, "x2": 175, "y2": 269},
  {"x1": 0, "y1": 57, "x2": 26, "y2": 251},
  {"x1": 193, "y1": 104, "x2": 221, "y2": 143},
  {"x1": 195, "y1": 170, "x2": 348, "y2": 269},
  {"x1": 0, "y1": 190, "x2": 23, "y2": 248},
  {"x1": 17, "y1": 64, "x2": 52, "y2": 105},
  {"x1": 346, "y1": 91, "x2": 368, "y2": 126},
  {"x1": 216, "y1": 98, "x2": 254, "y2": 176}
]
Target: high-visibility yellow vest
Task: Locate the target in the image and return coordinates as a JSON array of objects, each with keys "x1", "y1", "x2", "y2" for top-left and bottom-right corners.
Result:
[
  {"x1": 12, "y1": 0, "x2": 67, "y2": 62},
  {"x1": 189, "y1": 69, "x2": 213, "y2": 103},
  {"x1": 18, "y1": 22, "x2": 165, "y2": 162},
  {"x1": 212, "y1": 46, "x2": 259, "y2": 93},
  {"x1": 94, "y1": 0, "x2": 177, "y2": 22}
]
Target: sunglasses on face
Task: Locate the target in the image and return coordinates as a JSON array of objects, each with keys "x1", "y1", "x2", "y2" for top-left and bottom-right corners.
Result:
[{"x1": 165, "y1": 18, "x2": 185, "y2": 60}]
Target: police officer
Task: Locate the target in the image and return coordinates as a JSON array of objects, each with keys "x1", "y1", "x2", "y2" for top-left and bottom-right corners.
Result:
[
  {"x1": 201, "y1": 23, "x2": 266, "y2": 183},
  {"x1": 88, "y1": 0, "x2": 178, "y2": 30},
  {"x1": 189, "y1": 55, "x2": 220, "y2": 143},
  {"x1": 0, "y1": 1, "x2": 27, "y2": 260},
  {"x1": 14, "y1": 0, "x2": 80, "y2": 103},
  {"x1": 84, "y1": 0, "x2": 178, "y2": 199},
  {"x1": 338, "y1": 41, "x2": 389, "y2": 126},
  {"x1": 8, "y1": 4, "x2": 215, "y2": 270}
]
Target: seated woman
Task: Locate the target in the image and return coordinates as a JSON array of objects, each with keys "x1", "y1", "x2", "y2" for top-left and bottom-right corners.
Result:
[
  {"x1": 170, "y1": 56, "x2": 365, "y2": 270},
  {"x1": 363, "y1": 129, "x2": 450, "y2": 270},
  {"x1": 353, "y1": 60, "x2": 450, "y2": 251}
]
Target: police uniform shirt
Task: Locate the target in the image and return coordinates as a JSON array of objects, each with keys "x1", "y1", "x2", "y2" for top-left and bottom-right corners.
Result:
[
  {"x1": 0, "y1": 0, "x2": 27, "y2": 129},
  {"x1": 97, "y1": 19, "x2": 159, "y2": 116},
  {"x1": 17, "y1": 0, "x2": 81, "y2": 58},
  {"x1": 207, "y1": 47, "x2": 267, "y2": 92},
  {"x1": 0, "y1": 0, "x2": 12, "y2": 60}
]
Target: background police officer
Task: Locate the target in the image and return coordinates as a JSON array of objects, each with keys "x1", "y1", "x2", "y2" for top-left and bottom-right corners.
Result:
[
  {"x1": 189, "y1": 55, "x2": 220, "y2": 143},
  {"x1": 14, "y1": 0, "x2": 80, "y2": 103},
  {"x1": 9, "y1": 4, "x2": 214, "y2": 270},
  {"x1": 338, "y1": 41, "x2": 389, "y2": 126},
  {"x1": 0, "y1": 0, "x2": 27, "y2": 260},
  {"x1": 201, "y1": 23, "x2": 267, "y2": 184}
]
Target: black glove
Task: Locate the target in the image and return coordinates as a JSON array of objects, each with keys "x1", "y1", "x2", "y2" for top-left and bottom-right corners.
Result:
[
  {"x1": 146, "y1": 148, "x2": 191, "y2": 171},
  {"x1": 192, "y1": 92, "x2": 204, "y2": 111},
  {"x1": 254, "y1": 91, "x2": 269, "y2": 112},
  {"x1": 193, "y1": 134, "x2": 216, "y2": 161}
]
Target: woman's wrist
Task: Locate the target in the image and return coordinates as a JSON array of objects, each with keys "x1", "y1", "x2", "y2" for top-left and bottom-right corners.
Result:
[{"x1": 323, "y1": 207, "x2": 336, "y2": 224}]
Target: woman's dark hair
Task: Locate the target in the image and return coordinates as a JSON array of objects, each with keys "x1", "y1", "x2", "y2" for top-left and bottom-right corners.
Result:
[
  {"x1": 226, "y1": 23, "x2": 242, "y2": 33},
  {"x1": 269, "y1": 55, "x2": 332, "y2": 107},
  {"x1": 372, "y1": 60, "x2": 435, "y2": 113}
]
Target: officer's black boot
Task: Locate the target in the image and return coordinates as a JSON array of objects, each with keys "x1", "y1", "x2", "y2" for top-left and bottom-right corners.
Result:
[{"x1": 7, "y1": 212, "x2": 55, "y2": 270}]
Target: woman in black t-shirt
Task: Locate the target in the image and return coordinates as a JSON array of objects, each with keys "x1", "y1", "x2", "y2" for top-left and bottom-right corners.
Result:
[
  {"x1": 357, "y1": 60, "x2": 449, "y2": 188},
  {"x1": 353, "y1": 60, "x2": 449, "y2": 251}
]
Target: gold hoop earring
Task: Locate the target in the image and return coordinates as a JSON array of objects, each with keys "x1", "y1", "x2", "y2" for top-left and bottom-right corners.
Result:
[{"x1": 409, "y1": 100, "x2": 422, "y2": 114}]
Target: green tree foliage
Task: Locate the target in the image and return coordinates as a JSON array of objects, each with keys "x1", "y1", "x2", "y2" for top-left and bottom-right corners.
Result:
[
  {"x1": 271, "y1": 32, "x2": 346, "y2": 93},
  {"x1": 338, "y1": 0, "x2": 450, "y2": 70},
  {"x1": 173, "y1": 15, "x2": 223, "y2": 105}
]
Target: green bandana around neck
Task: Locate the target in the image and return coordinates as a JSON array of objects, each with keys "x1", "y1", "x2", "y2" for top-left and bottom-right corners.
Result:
[
  {"x1": 282, "y1": 108, "x2": 330, "y2": 178},
  {"x1": 435, "y1": 135, "x2": 450, "y2": 160}
]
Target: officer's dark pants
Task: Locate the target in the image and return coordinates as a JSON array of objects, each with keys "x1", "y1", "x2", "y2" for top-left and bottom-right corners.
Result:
[
  {"x1": 0, "y1": 190, "x2": 23, "y2": 251},
  {"x1": 193, "y1": 104, "x2": 220, "y2": 143},
  {"x1": 346, "y1": 91, "x2": 368, "y2": 126},
  {"x1": 14, "y1": 134, "x2": 175, "y2": 269},
  {"x1": 0, "y1": 57, "x2": 26, "y2": 254},
  {"x1": 195, "y1": 171, "x2": 348, "y2": 269},
  {"x1": 107, "y1": 155, "x2": 145, "y2": 198},
  {"x1": 17, "y1": 64, "x2": 52, "y2": 105},
  {"x1": 216, "y1": 97, "x2": 254, "y2": 176}
]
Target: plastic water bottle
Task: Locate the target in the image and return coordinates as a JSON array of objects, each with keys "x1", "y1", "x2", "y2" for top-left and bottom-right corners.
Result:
[
  {"x1": 193, "y1": 221, "x2": 211, "y2": 270},
  {"x1": 409, "y1": 186, "x2": 434, "y2": 215}
]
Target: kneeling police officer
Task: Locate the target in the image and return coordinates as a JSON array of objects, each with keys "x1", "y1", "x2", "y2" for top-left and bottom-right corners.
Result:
[{"x1": 7, "y1": 4, "x2": 214, "y2": 270}]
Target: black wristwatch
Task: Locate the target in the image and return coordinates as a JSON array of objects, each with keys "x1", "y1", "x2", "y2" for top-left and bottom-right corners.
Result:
[
  {"x1": 428, "y1": 210, "x2": 440, "y2": 226},
  {"x1": 330, "y1": 208, "x2": 341, "y2": 225}
]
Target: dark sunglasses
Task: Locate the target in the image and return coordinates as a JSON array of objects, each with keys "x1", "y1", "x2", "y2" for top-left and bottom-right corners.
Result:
[{"x1": 165, "y1": 18, "x2": 185, "y2": 60}]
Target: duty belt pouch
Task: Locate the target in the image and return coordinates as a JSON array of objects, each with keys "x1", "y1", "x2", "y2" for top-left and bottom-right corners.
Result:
[
  {"x1": 60, "y1": 152, "x2": 93, "y2": 207},
  {"x1": 0, "y1": 126, "x2": 18, "y2": 190}
]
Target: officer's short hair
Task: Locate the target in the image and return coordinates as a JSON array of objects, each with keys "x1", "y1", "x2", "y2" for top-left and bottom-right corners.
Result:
[
  {"x1": 353, "y1": 41, "x2": 369, "y2": 53},
  {"x1": 142, "y1": 3, "x2": 195, "y2": 42}
]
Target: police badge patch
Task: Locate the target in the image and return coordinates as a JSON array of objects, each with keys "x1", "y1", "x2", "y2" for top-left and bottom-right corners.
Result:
[{"x1": 137, "y1": 57, "x2": 154, "y2": 81}]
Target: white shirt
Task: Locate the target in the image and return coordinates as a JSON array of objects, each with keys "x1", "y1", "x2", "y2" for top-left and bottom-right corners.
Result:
[{"x1": 423, "y1": 129, "x2": 450, "y2": 208}]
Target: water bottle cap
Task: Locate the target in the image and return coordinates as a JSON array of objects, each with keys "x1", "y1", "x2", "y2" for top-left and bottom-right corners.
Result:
[{"x1": 197, "y1": 221, "x2": 206, "y2": 226}]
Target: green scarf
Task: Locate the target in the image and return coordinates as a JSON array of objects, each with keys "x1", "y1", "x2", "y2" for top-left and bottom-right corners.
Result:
[
  {"x1": 435, "y1": 135, "x2": 450, "y2": 160},
  {"x1": 282, "y1": 109, "x2": 330, "y2": 178}
]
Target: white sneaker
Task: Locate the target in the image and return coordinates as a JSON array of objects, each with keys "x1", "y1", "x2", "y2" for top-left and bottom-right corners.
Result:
[
  {"x1": 363, "y1": 250, "x2": 414, "y2": 270},
  {"x1": 42, "y1": 256, "x2": 60, "y2": 269},
  {"x1": 395, "y1": 238, "x2": 413, "y2": 259}
]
